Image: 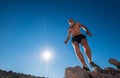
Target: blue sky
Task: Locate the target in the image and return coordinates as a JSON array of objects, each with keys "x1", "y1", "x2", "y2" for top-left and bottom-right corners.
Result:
[{"x1": 0, "y1": 0, "x2": 120, "y2": 78}]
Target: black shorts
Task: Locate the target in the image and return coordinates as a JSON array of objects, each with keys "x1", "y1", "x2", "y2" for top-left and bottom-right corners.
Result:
[{"x1": 72, "y1": 34, "x2": 86, "y2": 43}]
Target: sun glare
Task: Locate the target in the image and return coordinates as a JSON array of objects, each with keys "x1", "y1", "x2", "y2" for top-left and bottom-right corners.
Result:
[{"x1": 43, "y1": 50, "x2": 52, "y2": 61}]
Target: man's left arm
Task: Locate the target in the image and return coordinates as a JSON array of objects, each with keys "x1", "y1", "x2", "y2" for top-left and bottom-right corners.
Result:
[{"x1": 79, "y1": 23, "x2": 92, "y2": 36}]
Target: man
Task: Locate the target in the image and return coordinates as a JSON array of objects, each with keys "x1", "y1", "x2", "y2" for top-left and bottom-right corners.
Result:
[{"x1": 64, "y1": 19, "x2": 98, "y2": 71}]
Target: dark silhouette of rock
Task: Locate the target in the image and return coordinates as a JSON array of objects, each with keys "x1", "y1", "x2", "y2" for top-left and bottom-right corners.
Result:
[{"x1": 0, "y1": 69, "x2": 45, "y2": 78}]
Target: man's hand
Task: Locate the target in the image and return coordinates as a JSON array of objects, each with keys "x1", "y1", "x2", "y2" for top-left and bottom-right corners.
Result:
[
  {"x1": 87, "y1": 32, "x2": 92, "y2": 37},
  {"x1": 64, "y1": 40, "x2": 68, "y2": 44}
]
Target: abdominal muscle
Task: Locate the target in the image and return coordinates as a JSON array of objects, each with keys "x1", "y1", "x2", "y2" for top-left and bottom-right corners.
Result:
[
  {"x1": 71, "y1": 32, "x2": 82, "y2": 37},
  {"x1": 70, "y1": 26, "x2": 82, "y2": 37}
]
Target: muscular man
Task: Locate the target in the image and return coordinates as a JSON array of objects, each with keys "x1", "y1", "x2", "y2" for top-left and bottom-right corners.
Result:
[{"x1": 64, "y1": 19, "x2": 97, "y2": 71}]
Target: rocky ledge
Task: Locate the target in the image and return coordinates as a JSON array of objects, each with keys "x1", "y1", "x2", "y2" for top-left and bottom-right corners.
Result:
[{"x1": 65, "y1": 66, "x2": 120, "y2": 78}]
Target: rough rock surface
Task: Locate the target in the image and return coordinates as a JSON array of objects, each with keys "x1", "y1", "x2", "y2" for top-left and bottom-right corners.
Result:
[{"x1": 65, "y1": 66, "x2": 120, "y2": 78}]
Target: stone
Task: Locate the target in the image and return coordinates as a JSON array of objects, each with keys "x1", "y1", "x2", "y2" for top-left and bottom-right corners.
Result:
[{"x1": 65, "y1": 66, "x2": 120, "y2": 78}]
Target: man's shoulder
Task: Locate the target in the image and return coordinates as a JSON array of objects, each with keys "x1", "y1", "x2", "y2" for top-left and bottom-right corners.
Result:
[
  {"x1": 75, "y1": 22, "x2": 82, "y2": 28},
  {"x1": 76, "y1": 22, "x2": 81, "y2": 25},
  {"x1": 68, "y1": 27, "x2": 72, "y2": 31}
]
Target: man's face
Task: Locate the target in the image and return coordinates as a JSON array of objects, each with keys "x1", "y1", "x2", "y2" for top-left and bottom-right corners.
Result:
[{"x1": 68, "y1": 19, "x2": 74, "y2": 25}]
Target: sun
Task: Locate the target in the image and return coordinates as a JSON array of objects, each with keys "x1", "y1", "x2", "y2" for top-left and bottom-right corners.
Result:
[{"x1": 42, "y1": 49, "x2": 52, "y2": 61}]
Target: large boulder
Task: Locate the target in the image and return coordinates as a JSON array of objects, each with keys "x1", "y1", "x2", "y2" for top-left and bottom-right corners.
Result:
[{"x1": 65, "y1": 66, "x2": 92, "y2": 78}]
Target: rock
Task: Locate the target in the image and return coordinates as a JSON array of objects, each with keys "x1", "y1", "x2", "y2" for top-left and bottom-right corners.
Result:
[
  {"x1": 65, "y1": 66, "x2": 92, "y2": 78},
  {"x1": 65, "y1": 66, "x2": 120, "y2": 78},
  {"x1": 109, "y1": 58, "x2": 120, "y2": 69},
  {"x1": 0, "y1": 69, "x2": 44, "y2": 78}
]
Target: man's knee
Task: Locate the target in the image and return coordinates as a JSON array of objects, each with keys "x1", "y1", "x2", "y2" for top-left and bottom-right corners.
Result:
[{"x1": 85, "y1": 45, "x2": 90, "y2": 50}]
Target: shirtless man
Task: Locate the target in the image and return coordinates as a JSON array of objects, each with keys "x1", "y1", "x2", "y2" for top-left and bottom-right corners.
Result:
[{"x1": 64, "y1": 19, "x2": 97, "y2": 71}]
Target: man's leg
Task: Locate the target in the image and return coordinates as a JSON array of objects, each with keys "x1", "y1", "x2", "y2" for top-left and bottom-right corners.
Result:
[
  {"x1": 72, "y1": 42, "x2": 86, "y2": 66},
  {"x1": 72, "y1": 42, "x2": 89, "y2": 70},
  {"x1": 81, "y1": 39, "x2": 92, "y2": 62},
  {"x1": 81, "y1": 39, "x2": 102, "y2": 69}
]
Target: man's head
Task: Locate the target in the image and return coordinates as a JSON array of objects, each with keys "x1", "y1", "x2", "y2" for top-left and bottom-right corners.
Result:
[{"x1": 68, "y1": 19, "x2": 74, "y2": 25}]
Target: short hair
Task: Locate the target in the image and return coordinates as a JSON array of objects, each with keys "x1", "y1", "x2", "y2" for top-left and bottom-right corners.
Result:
[{"x1": 68, "y1": 18, "x2": 74, "y2": 23}]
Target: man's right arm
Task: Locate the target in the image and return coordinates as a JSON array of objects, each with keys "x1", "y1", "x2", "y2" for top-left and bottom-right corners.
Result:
[{"x1": 64, "y1": 28, "x2": 71, "y2": 44}]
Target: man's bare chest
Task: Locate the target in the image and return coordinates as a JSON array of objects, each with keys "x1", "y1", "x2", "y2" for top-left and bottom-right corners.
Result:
[{"x1": 70, "y1": 25, "x2": 80, "y2": 31}]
